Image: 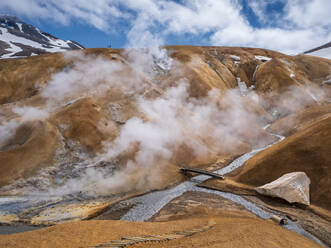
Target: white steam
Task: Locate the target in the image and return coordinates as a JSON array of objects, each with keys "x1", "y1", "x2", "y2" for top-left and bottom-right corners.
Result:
[
  {"x1": 12, "y1": 106, "x2": 49, "y2": 122},
  {"x1": 42, "y1": 79, "x2": 271, "y2": 196},
  {"x1": 0, "y1": 47, "x2": 326, "y2": 199},
  {"x1": 0, "y1": 119, "x2": 18, "y2": 147},
  {"x1": 265, "y1": 85, "x2": 318, "y2": 119},
  {"x1": 42, "y1": 54, "x2": 135, "y2": 104},
  {"x1": 0, "y1": 106, "x2": 48, "y2": 147}
]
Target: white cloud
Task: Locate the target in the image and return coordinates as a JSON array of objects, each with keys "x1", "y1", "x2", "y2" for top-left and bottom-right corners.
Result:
[
  {"x1": 284, "y1": 0, "x2": 331, "y2": 28},
  {"x1": 247, "y1": 0, "x2": 285, "y2": 26},
  {"x1": 211, "y1": 25, "x2": 328, "y2": 54},
  {"x1": 1, "y1": 0, "x2": 330, "y2": 53},
  {"x1": 0, "y1": 0, "x2": 69, "y2": 24},
  {"x1": 248, "y1": 0, "x2": 269, "y2": 24}
]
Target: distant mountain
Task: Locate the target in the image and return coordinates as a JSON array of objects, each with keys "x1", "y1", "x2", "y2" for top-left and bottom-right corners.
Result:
[
  {"x1": 304, "y1": 41, "x2": 331, "y2": 59},
  {"x1": 0, "y1": 15, "x2": 84, "y2": 59}
]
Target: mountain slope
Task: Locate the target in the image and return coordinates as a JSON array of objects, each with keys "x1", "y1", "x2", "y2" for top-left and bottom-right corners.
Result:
[
  {"x1": 304, "y1": 41, "x2": 331, "y2": 59},
  {"x1": 0, "y1": 15, "x2": 84, "y2": 59},
  {"x1": 0, "y1": 47, "x2": 330, "y2": 228},
  {"x1": 234, "y1": 112, "x2": 331, "y2": 211}
]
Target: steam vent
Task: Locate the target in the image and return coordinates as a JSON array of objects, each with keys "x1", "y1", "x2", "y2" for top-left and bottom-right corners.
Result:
[{"x1": 0, "y1": 2, "x2": 331, "y2": 247}]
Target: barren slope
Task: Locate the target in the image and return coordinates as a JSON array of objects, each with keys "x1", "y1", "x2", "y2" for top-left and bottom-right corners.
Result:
[
  {"x1": 0, "y1": 218, "x2": 321, "y2": 248},
  {"x1": 234, "y1": 115, "x2": 331, "y2": 211},
  {"x1": 0, "y1": 46, "x2": 330, "y2": 228}
]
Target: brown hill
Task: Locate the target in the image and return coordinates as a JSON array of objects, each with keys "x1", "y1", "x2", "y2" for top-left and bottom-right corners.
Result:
[
  {"x1": 268, "y1": 103, "x2": 331, "y2": 136},
  {"x1": 0, "y1": 46, "x2": 330, "y2": 206},
  {"x1": 0, "y1": 120, "x2": 60, "y2": 186},
  {"x1": 234, "y1": 114, "x2": 331, "y2": 211}
]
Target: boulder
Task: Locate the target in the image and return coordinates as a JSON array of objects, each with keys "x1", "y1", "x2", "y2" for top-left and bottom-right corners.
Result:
[{"x1": 255, "y1": 172, "x2": 310, "y2": 205}]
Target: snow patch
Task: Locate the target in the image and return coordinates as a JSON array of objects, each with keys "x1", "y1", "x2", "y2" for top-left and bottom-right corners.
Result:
[
  {"x1": 17, "y1": 23, "x2": 23, "y2": 32},
  {"x1": 252, "y1": 65, "x2": 260, "y2": 81},
  {"x1": 68, "y1": 41, "x2": 84, "y2": 49},
  {"x1": 255, "y1": 55, "x2": 271, "y2": 62},
  {"x1": 44, "y1": 35, "x2": 71, "y2": 48},
  {"x1": 237, "y1": 77, "x2": 248, "y2": 96},
  {"x1": 229, "y1": 55, "x2": 240, "y2": 61},
  {"x1": 322, "y1": 75, "x2": 331, "y2": 84},
  {"x1": 0, "y1": 27, "x2": 70, "y2": 59},
  {"x1": 0, "y1": 17, "x2": 83, "y2": 59}
]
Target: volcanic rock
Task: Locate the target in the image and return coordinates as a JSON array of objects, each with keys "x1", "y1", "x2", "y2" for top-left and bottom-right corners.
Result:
[{"x1": 256, "y1": 172, "x2": 311, "y2": 205}]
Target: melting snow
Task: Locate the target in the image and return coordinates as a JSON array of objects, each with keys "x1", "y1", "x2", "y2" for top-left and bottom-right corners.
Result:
[
  {"x1": 0, "y1": 24, "x2": 79, "y2": 59},
  {"x1": 237, "y1": 77, "x2": 248, "y2": 96},
  {"x1": 45, "y1": 36, "x2": 71, "y2": 49},
  {"x1": 0, "y1": 30, "x2": 23, "y2": 58},
  {"x1": 252, "y1": 65, "x2": 260, "y2": 81},
  {"x1": 1, "y1": 27, "x2": 43, "y2": 50},
  {"x1": 229, "y1": 55, "x2": 240, "y2": 61},
  {"x1": 16, "y1": 23, "x2": 23, "y2": 32},
  {"x1": 322, "y1": 75, "x2": 331, "y2": 84},
  {"x1": 255, "y1": 55, "x2": 271, "y2": 61}
]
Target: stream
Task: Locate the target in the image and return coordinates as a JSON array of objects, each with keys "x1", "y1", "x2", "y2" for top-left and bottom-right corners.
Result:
[
  {"x1": 0, "y1": 130, "x2": 326, "y2": 246},
  {"x1": 119, "y1": 131, "x2": 325, "y2": 247}
]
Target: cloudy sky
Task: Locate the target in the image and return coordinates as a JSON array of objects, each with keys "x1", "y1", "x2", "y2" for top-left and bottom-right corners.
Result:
[{"x1": 1, "y1": 0, "x2": 330, "y2": 54}]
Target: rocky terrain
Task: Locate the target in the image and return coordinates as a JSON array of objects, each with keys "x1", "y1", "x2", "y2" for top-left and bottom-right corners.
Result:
[
  {"x1": 0, "y1": 45, "x2": 330, "y2": 247},
  {"x1": 0, "y1": 15, "x2": 83, "y2": 59}
]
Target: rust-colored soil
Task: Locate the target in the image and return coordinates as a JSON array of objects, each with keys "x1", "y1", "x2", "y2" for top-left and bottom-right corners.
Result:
[
  {"x1": 150, "y1": 191, "x2": 257, "y2": 222},
  {"x1": 0, "y1": 120, "x2": 60, "y2": 186},
  {"x1": 1, "y1": 46, "x2": 303, "y2": 189},
  {"x1": 0, "y1": 47, "x2": 329, "y2": 189},
  {"x1": 0, "y1": 46, "x2": 330, "y2": 243},
  {"x1": 268, "y1": 103, "x2": 331, "y2": 136},
  {"x1": 0, "y1": 217, "x2": 321, "y2": 248},
  {"x1": 200, "y1": 179, "x2": 331, "y2": 246},
  {"x1": 234, "y1": 115, "x2": 331, "y2": 211}
]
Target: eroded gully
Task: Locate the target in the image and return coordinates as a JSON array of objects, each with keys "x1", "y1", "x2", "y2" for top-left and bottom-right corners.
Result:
[
  {"x1": 119, "y1": 131, "x2": 325, "y2": 247},
  {"x1": 0, "y1": 130, "x2": 325, "y2": 246}
]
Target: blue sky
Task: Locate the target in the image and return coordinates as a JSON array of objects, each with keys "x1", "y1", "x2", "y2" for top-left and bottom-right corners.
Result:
[{"x1": 0, "y1": 0, "x2": 330, "y2": 53}]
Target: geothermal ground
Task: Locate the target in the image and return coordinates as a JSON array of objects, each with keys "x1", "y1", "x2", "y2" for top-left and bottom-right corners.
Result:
[{"x1": 0, "y1": 46, "x2": 330, "y2": 247}]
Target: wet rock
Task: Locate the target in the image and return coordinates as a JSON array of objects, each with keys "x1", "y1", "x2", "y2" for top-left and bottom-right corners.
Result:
[
  {"x1": 0, "y1": 213, "x2": 19, "y2": 224},
  {"x1": 286, "y1": 214, "x2": 297, "y2": 222},
  {"x1": 270, "y1": 215, "x2": 288, "y2": 225},
  {"x1": 255, "y1": 172, "x2": 310, "y2": 206},
  {"x1": 30, "y1": 201, "x2": 110, "y2": 225}
]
